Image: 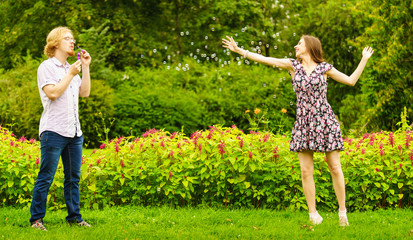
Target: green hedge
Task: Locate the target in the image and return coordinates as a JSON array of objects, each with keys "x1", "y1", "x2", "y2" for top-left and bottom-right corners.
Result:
[
  {"x1": 1, "y1": 125, "x2": 412, "y2": 211},
  {"x1": 0, "y1": 56, "x2": 296, "y2": 147}
]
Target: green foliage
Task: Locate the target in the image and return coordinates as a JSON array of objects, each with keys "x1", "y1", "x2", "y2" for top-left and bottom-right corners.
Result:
[
  {"x1": 352, "y1": 0, "x2": 413, "y2": 131},
  {"x1": 1, "y1": 125, "x2": 412, "y2": 211},
  {"x1": 109, "y1": 58, "x2": 296, "y2": 140},
  {"x1": 0, "y1": 57, "x2": 116, "y2": 145},
  {"x1": 79, "y1": 79, "x2": 115, "y2": 148},
  {"x1": 0, "y1": 55, "x2": 42, "y2": 140},
  {"x1": 0, "y1": 0, "x2": 411, "y2": 144}
]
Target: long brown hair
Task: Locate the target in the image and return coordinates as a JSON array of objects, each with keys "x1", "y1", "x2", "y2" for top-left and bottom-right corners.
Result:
[{"x1": 301, "y1": 35, "x2": 325, "y2": 63}]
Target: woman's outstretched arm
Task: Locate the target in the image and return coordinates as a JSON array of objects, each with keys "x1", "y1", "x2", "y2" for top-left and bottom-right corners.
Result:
[
  {"x1": 222, "y1": 36, "x2": 293, "y2": 71},
  {"x1": 327, "y1": 46, "x2": 374, "y2": 86}
]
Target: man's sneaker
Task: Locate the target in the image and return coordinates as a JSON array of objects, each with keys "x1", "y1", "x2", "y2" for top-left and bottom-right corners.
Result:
[
  {"x1": 31, "y1": 220, "x2": 47, "y2": 231},
  {"x1": 309, "y1": 211, "x2": 323, "y2": 225},
  {"x1": 77, "y1": 221, "x2": 92, "y2": 227},
  {"x1": 68, "y1": 220, "x2": 92, "y2": 227},
  {"x1": 339, "y1": 216, "x2": 349, "y2": 227}
]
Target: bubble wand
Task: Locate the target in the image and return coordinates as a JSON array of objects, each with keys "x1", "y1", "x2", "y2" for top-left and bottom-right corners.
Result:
[{"x1": 77, "y1": 45, "x2": 82, "y2": 60}]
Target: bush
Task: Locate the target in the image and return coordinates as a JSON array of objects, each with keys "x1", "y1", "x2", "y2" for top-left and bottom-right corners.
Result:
[
  {"x1": 1, "y1": 125, "x2": 412, "y2": 211},
  {"x1": 0, "y1": 56, "x2": 115, "y2": 147},
  {"x1": 109, "y1": 58, "x2": 296, "y2": 140}
]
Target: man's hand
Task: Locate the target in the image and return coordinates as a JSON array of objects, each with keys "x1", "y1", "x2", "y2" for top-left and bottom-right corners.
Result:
[{"x1": 80, "y1": 50, "x2": 91, "y2": 67}]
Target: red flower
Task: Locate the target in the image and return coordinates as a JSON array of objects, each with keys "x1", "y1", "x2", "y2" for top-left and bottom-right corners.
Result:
[
  {"x1": 120, "y1": 159, "x2": 125, "y2": 168},
  {"x1": 100, "y1": 143, "x2": 106, "y2": 149},
  {"x1": 376, "y1": 168, "x2": 379, "y2": 172},
  {"x1": 29, "y1": 138, "x2": 36, "y2": 144},
  {"x1": 115, "y1": 144, "x2": 120, "y2": 153},
  {"x1": 239, "y1": 138, "x2": 244, "y2": 149},
  {"x1": 36, "y1": 158, "x2": 40, "y2": 167},
  {"x1": 249, "y1": 151, "x2": 253, "y2": 159},
  {"x1": 198, "y1": 143, "x2": 202, "y2": 152},
  {"x1": 170, "y1": 132, "x2": 177, "y2": 139},
  {"x1": 399, "y1": 164, "x2": 402, "y2": 169},
  {"x1": 380, "y1": 149, "x2": 384, "y2": 158},
  {"x1": 361, "y1": 148, "x2": 365, "y2": 154},
  {"x1": 273, "y1": 147, "x2": 279, "y2": 163},
  {"x1": 379, "y1": 143, "x2": 383, "y2": 150},
  {"x1": 169, "y1": 171, "x2": 173, "y2": 179},
  {"x1": 169, "y1": 150, "x2": 174, "y2": 159},
  {"x1": 389, "y1": 133, "x2": 394, "y2": 146},
  {"x1": 177, "y1": 142, "x2": 181, "y2": 148},
  {"x1": 218, "y1": 141, "x2": 225, "y2": 156},
  {"x1": 369, "y1": 135, "x2": 375, "y2": 146},
  {"x1": 160, "y1": 141, "x2": 165, "y2": 148}
]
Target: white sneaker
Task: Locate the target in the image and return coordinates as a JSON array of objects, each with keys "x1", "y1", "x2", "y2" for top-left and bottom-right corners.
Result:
[
  {"x1": 309, "y1": 211, "x2": 323, "y2": 225},
  {"x1": 339, "y1": 216, "x2": 349, "y2": 226},
  {"x1": 339, "y1": 209, "x2": 349, "y2": 227}
]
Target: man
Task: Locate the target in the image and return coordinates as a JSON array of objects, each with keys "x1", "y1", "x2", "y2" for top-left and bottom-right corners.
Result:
[{"x1": 30, "y1": 26, "x2": 92, "y2": 231}]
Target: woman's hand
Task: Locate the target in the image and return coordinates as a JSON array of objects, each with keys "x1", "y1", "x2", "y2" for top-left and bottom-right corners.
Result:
[
  {"x1": 222, "y1": 36, "x2": 239, "y2": 52},
  {"x1": 362, "y1": 46, "x2": 374, "y2": 60}
]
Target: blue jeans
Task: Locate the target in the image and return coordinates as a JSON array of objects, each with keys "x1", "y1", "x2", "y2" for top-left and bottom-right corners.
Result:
[{"x1": 30, "y1": 131, "x2": 84, "y2": 223}]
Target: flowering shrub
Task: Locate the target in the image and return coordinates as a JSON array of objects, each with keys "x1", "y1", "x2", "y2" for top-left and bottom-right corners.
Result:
[{"x1": 1, "y1": 125, "x2": 412, "y2": 211}]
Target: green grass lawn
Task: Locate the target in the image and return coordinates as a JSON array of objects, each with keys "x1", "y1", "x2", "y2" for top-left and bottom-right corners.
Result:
[{"x1": 0, "y1": 206, "x2": 412, "y2": 239}]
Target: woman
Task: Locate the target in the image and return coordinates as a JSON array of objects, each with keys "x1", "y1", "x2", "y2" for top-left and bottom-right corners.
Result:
[{"x1": 222, "y1": 35, "x2": 374, "y2": 226}]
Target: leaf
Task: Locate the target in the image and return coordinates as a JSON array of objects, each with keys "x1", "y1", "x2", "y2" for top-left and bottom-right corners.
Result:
[
  {"x1": 398, "y1": 194, "x2": 404, "y2": 199},
  {"x1": 182, "y1": 180, "x2": 189, "y2": 188},
  {"x1": 200, "y1": 167, "x2": 207, "y2": 174},
  {"x1": 389, "y1": 189, "x2": 395, "y2": 195},
  {"x1": 7, "y1": 181, "x2": 13, "y2": 188},
  {"x1": 93, "y1": 203, "x2": 99, "y2": 210},
  {"x1": 120, "y1": 178, "x2": 125, "y2": 186},
  {"x1": 374, "y1": 182, "x2": 381, "y2": 188},
  {"x1": 229, "y1": 157, "x2": 236, "y2": 165},
  {"x1": 250, "y1": 164, "x2": 256, "y2": 172},
  {"x1": 237, "y1": 175, "x2": 246, "y2": 183},
  {"x1": 87, "y1": 184, "x2": 96, "y2": 192},
  {"x1": 398, "y1": 183, "x2": 403, "y2": 189},
  {"x1": 244, "y1": 182, "x2": 251, "y2": 189}
]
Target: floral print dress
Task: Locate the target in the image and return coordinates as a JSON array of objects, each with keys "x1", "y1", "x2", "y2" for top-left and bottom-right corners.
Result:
[{"x1": 288, "y1": 58, "x2": 344, "y2": 152}]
